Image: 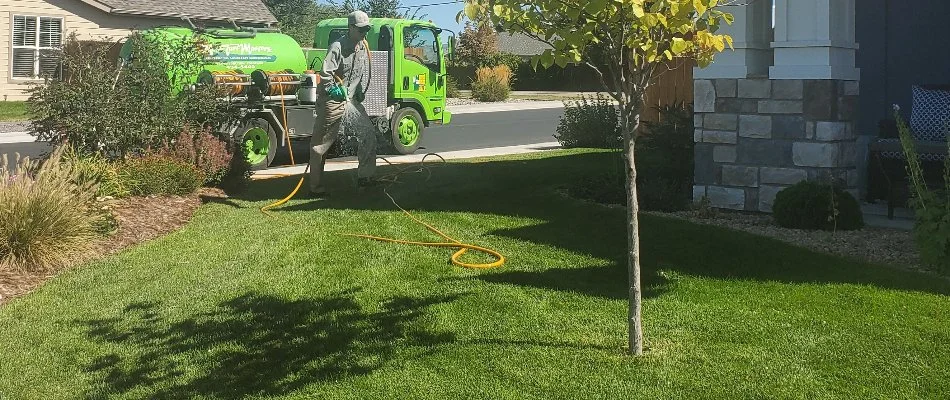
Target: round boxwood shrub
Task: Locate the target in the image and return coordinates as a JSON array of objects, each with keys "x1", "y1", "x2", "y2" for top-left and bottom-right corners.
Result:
[{"x1": 773, "y1": 181, "x2": 864, "y2": 231}]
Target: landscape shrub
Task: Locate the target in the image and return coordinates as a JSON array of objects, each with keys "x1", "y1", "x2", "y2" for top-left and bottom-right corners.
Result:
[
  {"x1": 218, "y1": 146, "x2": 254, "y2": 195},
  {"x1": 118, "y1": 154, "x2": 204, "y2": 196},
  {"x1": 27, "y1": 32, "x2": 238, "y2": 157},
  {"x1": 637, "y1": 102, "x2": 695, "y2": 211},
  {"x1": 564, "y1": 102, "x2": 695, "y2": 212},
  {"x1": 0, "y1": 147, "x2": 102, "y2": 272},
  {"x1": 62, "y1": 146, "x2": 130, "y2": 199},
  {"x1": 159, "y1": 127, "x2": 232, "y2": 186},
  {"x1": 773, "y1": 180, "x2": 864, "y2": 231},
  {"x1": 472, "y1": 65, "x2": 513, "y2": 102},
  {"x1": 894, "y1": 106, "x2": 950, "y2": 273},
  {"x1": 446, "y1": 75, "x2": 461, "y2": 98},
  {"x1": 554, "y1": 94, "x2": 621, "y2": 149}
]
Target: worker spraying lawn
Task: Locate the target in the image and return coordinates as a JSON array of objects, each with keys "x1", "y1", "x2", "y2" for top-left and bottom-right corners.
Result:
[
  {"x1": 309, "y1": 11, "x2": 378, "y2": 198},
  {"x1": 120, "y1": 11, "x2": 501, "y2": 269}
]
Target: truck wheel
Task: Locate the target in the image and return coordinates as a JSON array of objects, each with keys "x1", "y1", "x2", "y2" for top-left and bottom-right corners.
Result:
[
  {"x1": 234, "y1": 117, "x2": 277, "y2": 170},
  {"x1": 390, "y1": 107, "x2": 423, "y2": 155}
]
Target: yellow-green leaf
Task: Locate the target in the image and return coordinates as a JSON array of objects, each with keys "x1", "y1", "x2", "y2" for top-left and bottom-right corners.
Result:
[
  {"x1": 632, "y1": 4, "x2": 645, "y2": 18},
  {"x1": 713, "y1": 36, "x2": 726, "y2": 52},
  {"x1": 724, "y1": 35, "x2": 734, "y2": 50},
  {"x1": 540, "y1": 49, "x2": 555, "y2": 68},
  {"x1": 722, "y1": 11, "x2": 735, "y2": 25},
  {"x1": 671, "y1": 37, "x2": 688, "y2": 54},
  {"x1": 693, "y1": 0, "x2": 707, "y2": 16}
]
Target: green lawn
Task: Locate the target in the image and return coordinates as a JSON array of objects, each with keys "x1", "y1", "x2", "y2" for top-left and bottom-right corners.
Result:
[
  {"x1": 0, "y1": 101, "x2": 27, "y2": 122},
  {"x1": 1, "y1": 149, "x2": 948, "y2": 399}
]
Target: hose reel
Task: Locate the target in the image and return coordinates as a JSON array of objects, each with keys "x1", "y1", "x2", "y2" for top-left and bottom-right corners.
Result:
[
  {"x1": 197, "y1": 70, "x2": 252, "y2": 96},
  {"x1": 250, "y1": 69, "x2": 301, "y2": 97}
]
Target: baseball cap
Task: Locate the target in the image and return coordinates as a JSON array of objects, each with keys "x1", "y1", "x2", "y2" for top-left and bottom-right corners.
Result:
[{"x1": 348, "y1": 11, "x2": 370, "y2": 28}]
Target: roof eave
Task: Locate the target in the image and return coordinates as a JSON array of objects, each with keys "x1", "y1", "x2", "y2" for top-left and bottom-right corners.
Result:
[
  {"x1": 77, "y1": 0, "x2": 277, "y2": 26},
  {"x1": 111, "y1": 9, "x2": 276, "y2": 25},
  {"x1": 78, "y1": 0, "x2": 114, "y2": 13}
]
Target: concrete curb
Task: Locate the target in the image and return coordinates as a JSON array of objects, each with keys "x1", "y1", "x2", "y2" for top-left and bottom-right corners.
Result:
[
  {"x1": 253, "y1": 141, "x2": 563, "y2": 179},
  {"x1": 0, "y1": 132, "x2": 35, "y2": 144},
  {"x1": 448, "y1": 101, "x2": 564, "y2": 115}
]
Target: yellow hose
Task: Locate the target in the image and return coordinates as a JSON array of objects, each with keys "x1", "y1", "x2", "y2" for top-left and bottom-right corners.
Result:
[
  {"x1": 260, "y1": 81, "x2": 305, "y2": 217},
  {"x1": 257, "y1": 41, "x2": 505, "y2": 270}
]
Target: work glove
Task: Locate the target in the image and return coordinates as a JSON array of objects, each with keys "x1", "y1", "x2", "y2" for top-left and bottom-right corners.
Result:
[{"x1": 326, "y1": 82, "x2": 347, "y2": 102}]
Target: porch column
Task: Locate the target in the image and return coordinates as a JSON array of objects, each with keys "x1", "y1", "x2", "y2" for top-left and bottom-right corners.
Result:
[
  {"x1": 692, "y1": 0, "x2": 775, "y2": 212},
  {"x1": 693, "y1": 1, "x2": 772, "y2": 79},
  {"x1": 764, "y1": 0, "x2": 863, "y2": 204},
  {"x1": 770, "y1": 0, "x2": 859, "y2": 80}
]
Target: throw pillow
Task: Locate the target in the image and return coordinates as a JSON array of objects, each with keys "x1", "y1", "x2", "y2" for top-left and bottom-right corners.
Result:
[{"x1": 910, "y1": 85, "x2": 950, "y2": 141}]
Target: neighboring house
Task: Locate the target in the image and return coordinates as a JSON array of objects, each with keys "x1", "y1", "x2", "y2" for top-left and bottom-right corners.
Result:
[
  {"x1": 495, "y1": 32, "x2": 550, "y2": 59},
  {"x1": 692, "y1": 0, "x2": 950, "y2": 213},
  {"x1": 1, "y1": 0, "x2": 277, "y2": 100}
]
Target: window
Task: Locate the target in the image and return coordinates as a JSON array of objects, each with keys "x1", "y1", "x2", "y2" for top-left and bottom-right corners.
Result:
[
  {"x1": 12, "y1": 15, "x2": 63, "y2": 79},
  {"x1": 403, "y1": 26, "x2": 438, "y2": 70}
]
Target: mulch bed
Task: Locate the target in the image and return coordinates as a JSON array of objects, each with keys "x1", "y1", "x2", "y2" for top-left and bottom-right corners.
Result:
[
  {"x1": 557, "y1": 188, "x2": 928, "y2": 273},
  {"x1": 0, "y1": 188, "x2": 226, "y2": 306},
  {"x1": 645, "y1": 210, "x2": 924, "y2": 271}
]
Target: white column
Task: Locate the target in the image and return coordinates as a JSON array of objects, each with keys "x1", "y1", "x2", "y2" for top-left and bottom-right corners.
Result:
[
  {"x1": 770, "y1": 0, "x2": 859, "y2": 80},
  {"x1": 694, "y1": 1, "x2": 773, "y2": 79}
]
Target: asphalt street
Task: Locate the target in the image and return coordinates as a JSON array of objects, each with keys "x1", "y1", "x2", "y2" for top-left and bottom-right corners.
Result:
[{"x1": 1, "y1": 107, "x2": 564, "y2": 170}]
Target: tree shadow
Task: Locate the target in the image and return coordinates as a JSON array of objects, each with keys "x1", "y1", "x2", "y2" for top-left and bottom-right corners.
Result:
[
  {"x1": 236, "y1": 152, "x2": 950, "y2": 297},
  {"x1": 471, "y1": 263, "x2": 671, "y2": 300},
  {"x1": 79, "y1": 290, "x2": 459, "y2": 399}
]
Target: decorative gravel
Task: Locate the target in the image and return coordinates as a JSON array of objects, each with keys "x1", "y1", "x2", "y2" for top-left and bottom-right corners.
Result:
[{"x1": 645, "y1": 210, "x2": 923, "y2": 270}]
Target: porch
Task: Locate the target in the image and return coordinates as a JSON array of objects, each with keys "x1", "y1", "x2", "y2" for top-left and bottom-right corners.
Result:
[{"x1": 692, "y1": 0, "x2": 950, "y2": 215}]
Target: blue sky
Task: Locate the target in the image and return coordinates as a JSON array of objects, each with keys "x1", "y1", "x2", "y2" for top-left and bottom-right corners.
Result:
[{"x1": 401, "y1": 0, "x2": 466, "y2": 33}]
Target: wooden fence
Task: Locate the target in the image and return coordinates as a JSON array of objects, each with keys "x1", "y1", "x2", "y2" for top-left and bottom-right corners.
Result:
[{"x1": 640, "y1": 59, "x2": 695, "y2": 123}]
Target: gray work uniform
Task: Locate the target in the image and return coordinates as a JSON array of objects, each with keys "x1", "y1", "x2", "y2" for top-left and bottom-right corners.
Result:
[{"x1": 309, "y1": 35, "x2": 377, "y2": 193}]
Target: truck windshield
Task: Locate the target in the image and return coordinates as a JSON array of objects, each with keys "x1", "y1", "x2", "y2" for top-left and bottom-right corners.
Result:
[{"x1": 403, "y1": 26, "x2": 439, "y2": 71}]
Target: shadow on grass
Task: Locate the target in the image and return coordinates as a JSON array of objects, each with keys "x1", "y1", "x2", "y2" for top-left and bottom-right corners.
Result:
[
  {"x1": 237, "y1": 151, "x2": 950, "y2": 298},
  {"x1": 79, "y1": 290, "x2": 458, "y2": 399}
]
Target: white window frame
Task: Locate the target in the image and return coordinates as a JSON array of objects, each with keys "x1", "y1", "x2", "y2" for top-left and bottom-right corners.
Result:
[{"x1": 10, "y1": 14, "x2": 64, "y2": 80}]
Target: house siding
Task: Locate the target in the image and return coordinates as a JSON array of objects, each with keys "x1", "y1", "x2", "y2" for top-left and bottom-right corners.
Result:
[
  {"x1": 856, "y1": 0, "x2": 950, "y2": 137},
  {"x1": 1, "y1": 0, "x2": 187, "y2": 100}
]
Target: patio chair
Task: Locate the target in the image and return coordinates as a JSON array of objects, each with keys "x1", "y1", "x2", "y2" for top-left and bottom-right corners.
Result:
[{"x1": 867, "y1": 84, "x2": 950, "y2": 219}]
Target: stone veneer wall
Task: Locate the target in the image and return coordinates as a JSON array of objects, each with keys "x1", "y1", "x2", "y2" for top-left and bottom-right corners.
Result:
[{"x1": 692, "y1": 78, "x2": 860, "y2": 212}]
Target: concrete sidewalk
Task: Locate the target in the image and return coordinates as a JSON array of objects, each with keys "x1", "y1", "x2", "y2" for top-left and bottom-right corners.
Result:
[
  {"x1": 0, "y1": 131, "x2": 34, "y2": 144},
  {"x1": 448, "y1": 101, "x2": 563, "y2": 115},
  {"x1": 252, "y1": 141, "x2": 562, "y2": 179}
]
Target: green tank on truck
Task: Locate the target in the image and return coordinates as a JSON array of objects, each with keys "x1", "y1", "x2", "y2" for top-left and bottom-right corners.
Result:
[
  {"x1": 121, "y1": 20, "x2": 454, "y2": 170},
  {"x1": 118, "y1": 26, "x2": 307, "y2": 94}
]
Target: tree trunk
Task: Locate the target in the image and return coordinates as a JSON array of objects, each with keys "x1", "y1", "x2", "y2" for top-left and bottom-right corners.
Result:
[{"x1": 622, "y1": 107, "x2": 643, "y2": 356}]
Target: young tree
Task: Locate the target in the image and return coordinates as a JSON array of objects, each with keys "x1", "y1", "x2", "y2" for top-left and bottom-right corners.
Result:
[
  {"x1": 455, "y1": 20, "x2": 500, "y2": 67},
  {"x1": 461, "y1": 0, "x2": 733, "y2": 355},
  {"x1": 263, "y1": 0, "x2": 343, "y2": 45}
]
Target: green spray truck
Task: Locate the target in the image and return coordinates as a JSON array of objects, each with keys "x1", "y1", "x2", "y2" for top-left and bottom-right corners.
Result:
[{"x1": 122, "y1": 18, "x2": 454, "y2": 169}]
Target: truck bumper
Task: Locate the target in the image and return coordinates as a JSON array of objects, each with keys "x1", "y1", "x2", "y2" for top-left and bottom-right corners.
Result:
[{"x1": 441, "y1": 109, "x2": 452, "y2": 125}]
